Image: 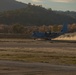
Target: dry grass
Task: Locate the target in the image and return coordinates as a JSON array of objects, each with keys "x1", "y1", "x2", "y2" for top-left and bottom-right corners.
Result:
[
  {"x1": 0, "y1": 47, "x2": 76, "y2": 65},
  {"x1": 0, "y1": 38, "x2": 76, "y2": 65},
  {"x1": 0, "y1": 39, "x2": 76, "y2": 75}
]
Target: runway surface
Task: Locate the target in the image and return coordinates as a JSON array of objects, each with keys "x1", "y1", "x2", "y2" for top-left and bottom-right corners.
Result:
[
  {"x1": 0, "y1": 40, "x2": 76, "y2": 48},
  {"x1": 0, "y1": 60, "x2": 76, "y2": 75}
]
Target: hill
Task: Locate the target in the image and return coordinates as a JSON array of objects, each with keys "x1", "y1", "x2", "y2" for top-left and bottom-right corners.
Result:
[
  {"x1": 0, "y1": 0, "x2": 27, "y2": 12},
  {"x1": 0, "y1": 4, "x2": 76, "y2": 25},
  {"x1": 55, "y1": 11, "x2": 76, "y2": 20}
]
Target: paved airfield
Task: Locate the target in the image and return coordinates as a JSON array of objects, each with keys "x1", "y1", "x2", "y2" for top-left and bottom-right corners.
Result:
[
  {"x1": 0, "y1": 60, "x2": 76, "y2": 75},
  {"x1": 0, "y1": 39, "x2": 76, "y2": 48}
]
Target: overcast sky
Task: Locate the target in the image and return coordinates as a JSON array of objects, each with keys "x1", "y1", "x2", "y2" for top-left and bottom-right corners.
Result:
[{"x1": 16, "y1": 0, "x2": 76, "y2": 11}]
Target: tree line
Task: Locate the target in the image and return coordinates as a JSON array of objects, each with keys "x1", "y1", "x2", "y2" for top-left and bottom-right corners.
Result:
[{"x1": 0, "y1": 23, "x2": 76, "y2": 34}]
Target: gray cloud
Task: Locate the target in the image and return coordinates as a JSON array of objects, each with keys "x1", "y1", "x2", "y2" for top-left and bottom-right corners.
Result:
[
  {"x1": 31, "y1": 0, "x2": 76, "y2": 3},
  {"x1": 31, "y1": 0, "x2": 41, "y2": 2},
  {"x1": 50, "y1": 0, "x2": 76, "y2": 3}
]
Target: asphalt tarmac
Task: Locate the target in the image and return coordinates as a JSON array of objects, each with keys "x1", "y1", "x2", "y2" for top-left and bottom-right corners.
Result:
[{"x1": 0, "y1": 60, "x2": 76, "y2": 75}]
